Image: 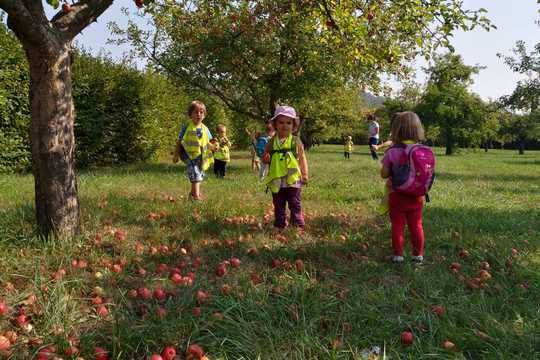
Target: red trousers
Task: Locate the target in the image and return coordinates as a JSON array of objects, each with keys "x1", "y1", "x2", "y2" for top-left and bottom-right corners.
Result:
[{"x1": 389, "y1": 193, "x2": 424, "y2": 257}]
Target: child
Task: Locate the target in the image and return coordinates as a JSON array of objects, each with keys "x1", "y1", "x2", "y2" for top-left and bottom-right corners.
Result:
[
  {"x1": 255, "y1": 122, "x2": 275, "y2": 180},
  {"x1": 344, "y1": 136, "x2": 353, "y2": 159},
  {"x1": 213, "y1": 124, "x2": 231, "y2": 178},
  {"x1": 262, "y1": 105, "x2": 309, "y2": 233},
  {"x1": 380, "y1": 112, "x2": 433, "y2": 263},
  {"x1": 173, "y1": 101, "x2": 218, "y2": 201},
  {"x1": 245, "y1": 128, "x2": 261, "y2": 172},
  {"x1": 367, "y1": 114, "x2": 380, "y2": 160}
]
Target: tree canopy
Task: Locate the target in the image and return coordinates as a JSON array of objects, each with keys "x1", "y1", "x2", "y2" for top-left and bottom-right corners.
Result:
[{"x1": 113, "y1": 0, "x2": 493, "y2": 123}]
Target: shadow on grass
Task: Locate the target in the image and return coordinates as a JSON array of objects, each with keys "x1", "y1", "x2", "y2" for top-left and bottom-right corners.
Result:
[
  {"x1": 436, "y1": 171, "x2": 540, "y2": 183},
  {"x1": 425, "y1": 206, "x2": 539, "y2": 238}
]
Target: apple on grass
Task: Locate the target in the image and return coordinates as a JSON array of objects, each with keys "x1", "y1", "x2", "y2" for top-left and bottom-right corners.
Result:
[{"x1": 400, "y1": 331, "x2": 414, "y2": 345}]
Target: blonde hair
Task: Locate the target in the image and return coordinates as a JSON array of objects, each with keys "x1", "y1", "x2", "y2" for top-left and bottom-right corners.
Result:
[
  {"x1": 188, "y1": 100, "x2": 206, "y2": 116},
  {"x1": 390, "y1": 112, "x2": 425, "y2": 143}
]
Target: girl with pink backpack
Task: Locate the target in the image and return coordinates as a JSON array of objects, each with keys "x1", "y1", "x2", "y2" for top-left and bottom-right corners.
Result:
[{"x1": 380, "y1": 112, "x2": 435, "y2": 264}]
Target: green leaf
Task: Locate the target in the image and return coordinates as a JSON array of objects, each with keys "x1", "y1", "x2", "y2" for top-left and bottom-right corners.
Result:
[{"x1": 46, "y1": 0, "x2": 60, "y2": 9}]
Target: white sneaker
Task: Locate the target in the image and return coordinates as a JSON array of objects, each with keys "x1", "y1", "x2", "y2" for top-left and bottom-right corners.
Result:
[
  {"x1": 392, "y1": 256, "x2": 404, "y2": 263},
  {"x1": 412, "y1": 255, "x2": 424, "y2": 263}
]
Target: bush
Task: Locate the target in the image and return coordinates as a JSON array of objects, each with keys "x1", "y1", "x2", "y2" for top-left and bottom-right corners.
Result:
[
  {"x1": 0, "y1": 20, "x2": 188, "y2": 172},
  {"x1": 0, "y1": 22, "x2": 31, "y2": 172}
]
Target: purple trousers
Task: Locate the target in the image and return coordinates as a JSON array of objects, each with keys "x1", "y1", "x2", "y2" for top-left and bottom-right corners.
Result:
[{"x1": 272, "y1": 187, "x2": 305, "y2": 229}]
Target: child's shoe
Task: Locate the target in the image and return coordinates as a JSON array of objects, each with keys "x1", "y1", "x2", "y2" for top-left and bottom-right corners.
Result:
[
  {"x1": 411, "y1": 255, "x2": 424, "y2": 264},
  {"x1": 392, "y1": 256, "x2": 404, "y2": 263}
]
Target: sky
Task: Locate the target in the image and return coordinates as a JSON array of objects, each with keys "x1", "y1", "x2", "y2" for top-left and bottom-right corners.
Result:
[{"x1": 48, "y1": 0, "x2": 539, "y2": 101}]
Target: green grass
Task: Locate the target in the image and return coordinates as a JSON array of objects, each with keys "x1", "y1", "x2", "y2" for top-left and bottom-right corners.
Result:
[{"x1": 0, "y1": 145, "x2": 539, "y2": 359}]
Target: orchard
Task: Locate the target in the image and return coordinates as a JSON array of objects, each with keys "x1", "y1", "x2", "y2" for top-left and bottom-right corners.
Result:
[{"x1": 0, "y1": 1, "x2": 539, "y2": 359}]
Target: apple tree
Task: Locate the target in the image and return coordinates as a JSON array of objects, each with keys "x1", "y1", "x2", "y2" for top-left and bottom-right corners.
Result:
[
  {"x1": 115, "y1": 0, "x2": 493, "y2": 124},
  {"x1": 498, "y1": 35, "x2": 540, "y2": 154},
  {"x1": 0, "y1": 0, "x2": 143, "y2": 240}
]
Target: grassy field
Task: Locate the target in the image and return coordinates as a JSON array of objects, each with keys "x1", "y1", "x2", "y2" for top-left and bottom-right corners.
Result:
[{"x1": 0, "y1": 145, "x2": 539, "y2": 359}]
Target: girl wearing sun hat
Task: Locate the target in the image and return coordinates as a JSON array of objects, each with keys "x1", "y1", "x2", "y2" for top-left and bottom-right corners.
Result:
[{"x1": 262, "y1": 105, "x2": 309, "y2": 233}]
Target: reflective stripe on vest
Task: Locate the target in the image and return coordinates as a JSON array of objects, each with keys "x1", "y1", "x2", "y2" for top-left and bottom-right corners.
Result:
[
  {"x1": 181, "y1": 123, "x2": 214, "y2": 171},
  {"x1": 266, "y1": 135, "x2": 301, "y2": 194}
]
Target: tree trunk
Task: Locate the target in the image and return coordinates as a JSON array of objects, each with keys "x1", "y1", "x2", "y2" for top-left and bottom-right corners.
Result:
[
  {"x1": 445, "y1": 143, "x2": 453, "y2": 155},
  {"x1": 27, "y1": 44, "x2": 80, "y2": 240},
  {"x1": 518, "y1": 140, "x2": 525, "y2": 155}
]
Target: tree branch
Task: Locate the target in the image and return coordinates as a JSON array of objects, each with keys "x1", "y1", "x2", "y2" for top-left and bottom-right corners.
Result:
[
  {"x1": 51, "y1": 0, "x2": 114, "y2": 40},
  {"x1": 0, "y1": 0, "x2": 52, "y2": 50}
]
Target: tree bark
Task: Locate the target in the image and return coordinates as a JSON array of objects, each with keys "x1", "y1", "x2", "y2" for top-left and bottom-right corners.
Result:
[{"x1": 27, "y1": 44, "x2": 80, "y2": 240}]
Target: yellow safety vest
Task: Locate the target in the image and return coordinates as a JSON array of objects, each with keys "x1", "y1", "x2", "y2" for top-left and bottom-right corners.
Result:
[
  {"x1": 181, "y1": 123, "x2": 214, "y2": 171},
  {"x1": 344, "y1": 140, "x2": 353, "y2": 152},
  {"x1": 213, "y1": 136, "x2": 231, "y2": 162},
  {"x1": 266, "y1": 135, "x2": 301, "y2": 194}
]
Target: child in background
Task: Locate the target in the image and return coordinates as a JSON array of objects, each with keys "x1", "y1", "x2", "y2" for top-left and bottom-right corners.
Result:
[
  {"x1": 367, "y1": 114, "x2": 380, "y2": 160},
  {"x1": 262, "y1": 106, "x2": 309, "y2": 233},
  {"x1": 380, "y1": 112, "x2": 433, "y2": 263},
  {"x1": 344, "y1": 136, "x2": 353, "y2": 159},
  {"x1": 255, "y1": 122, "x2": 275, "y2": 180},
  {"x1": 213, "y1": 124, "x2": 232, "y2": 178},
  {"x1": 245, "y1": 128, "x2": 261, "y2": 172},
  {"x1": 173, "y1": 101, "x2": 217, "y2": 201}
]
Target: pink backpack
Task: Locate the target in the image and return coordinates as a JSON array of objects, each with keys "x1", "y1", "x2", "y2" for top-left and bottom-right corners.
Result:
[{"x1": 391, "y1": 143, "x2": 436, "y2": 199}]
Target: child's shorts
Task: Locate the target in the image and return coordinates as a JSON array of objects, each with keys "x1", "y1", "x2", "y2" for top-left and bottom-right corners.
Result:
[{"x1": 185, "y1": 157, "x2": 205, "y2": 183}]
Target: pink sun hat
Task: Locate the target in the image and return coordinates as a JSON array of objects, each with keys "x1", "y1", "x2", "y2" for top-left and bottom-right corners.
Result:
[{"x1": 270, "y1": 105, "x2": 298, "y2": 122}]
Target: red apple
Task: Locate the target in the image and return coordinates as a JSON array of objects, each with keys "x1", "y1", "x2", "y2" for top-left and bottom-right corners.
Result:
[
  {"x1": 221, "y1": 284, "x2": 232, "y2": 295},
  {"x1": 192, "y1": 307, "x2": 201, "y2": 317},
  {"x1": 95, "y1": 347, "x2": 109, "y2": 360},
  {"x1": 367, "y1": 12, "x2": 375, "y2": 21},
  {"x1": 250, "y1": 272, "x2": 262, "y2": 285},
  {"x1": 230, "y1": 257, "x2": 241, "y2": 268},
  {"x1": 196, "y1": 290, "x2": 209, "y2": 303},
  {"x1": 15, "y1": 314, "x2": 28, "y2": 326},
  {"x1": 270, "y1": 259, "x2": 281, "y2": 268},
  {"x1": 156, "y1": 263, "x2": 168, "y2": 273},
  {"x1": 135, "y1": 0, "x2": 144, "y2": 8},
  {"x1": 96, "y1": 306, "x2": 108, "y2": 317},
  {"x1": 151, "y1": 355, "x2": 163, "y2": 360},
  {"x1": 0, "y1": 302, "x2": 7, "y2": 315},
  {"x1": 400, "y1": 331, "x2": 414, "y2": 345},
  {"x1": 161, "y1": 346, "x2": 176, "y2": 360},
  {"x1": 458, "y1": 249, "x2": 470, "y2": 258},
  {"x1": 64, "y1": 346, "x2": 79, "y2": 356},
  {"x1": 215, "y1": 264, "x2": 228, "y2": 277},
  {"x1": 186, "y1": 344, "x2": 204, "y2": 359},
  {"x1": 170, "y1": 273, "x2": 182, "y2": 284},
  {"x1": 0, "y1": 336, "x2": 10, "y2": 351},
  {"x1": 3, "y1": 331, "x2": 16, "y2": 344},
  {"x1": 138, "y1": 288, "x2": 152, "y2": 299},
  {"x1": 153, "y1": 288, "x2": 166, "y2": 301},
  {"x1": 449, "y1": 262, "x2": 462, "y2": 272},
  {"x1": 479, "y1": 261, "x2": 490, "y2": 270},
  {"x1": 478, "y1": 270, "x2": 491, "y2": 280},
  {"x1": 91, "y1": 296, "x2": 104, "y2": 305},
  {"x1": 62, "y1": 3, "x2": 72, "y2": 13},
  {"x1": 128, "y1": 289, "x2": 138, "y2": 298},
  {"x1": 431, "y1": 305, "x2": 445, "y2": 316}
]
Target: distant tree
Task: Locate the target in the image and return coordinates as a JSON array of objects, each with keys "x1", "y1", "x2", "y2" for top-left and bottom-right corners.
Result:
[
  {"x1": 416, "y1": 53, "x2": 485, "y2": 155},
  {"x1": 498, "y1": 34, "x2": 540, "y2": 154}
]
